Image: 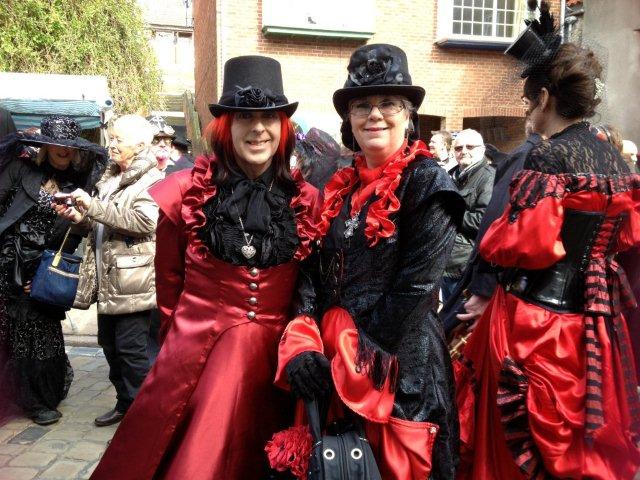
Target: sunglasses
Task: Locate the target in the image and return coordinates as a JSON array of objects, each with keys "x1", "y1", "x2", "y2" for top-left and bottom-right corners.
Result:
[{"x1": 454, "y1": 144, "x2": 482, "y2": 152}]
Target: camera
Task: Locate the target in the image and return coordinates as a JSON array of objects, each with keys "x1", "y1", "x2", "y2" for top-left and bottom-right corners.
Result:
[{"x1": 53, "y1": 195, "x2": 76, "y2": 207}]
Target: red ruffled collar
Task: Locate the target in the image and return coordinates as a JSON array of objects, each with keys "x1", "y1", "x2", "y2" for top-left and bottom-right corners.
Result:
[
  {"x1": 317, "y1": 140, "x2": 431, "y2": 246},
  {"x1": 182, "y1": 155, "x2": 316, "y2": 261}
]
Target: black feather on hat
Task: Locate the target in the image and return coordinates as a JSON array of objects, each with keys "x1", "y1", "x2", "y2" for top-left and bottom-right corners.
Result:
[{"x1": 505, "y1": 1, "x2": 561, "y2": 78}]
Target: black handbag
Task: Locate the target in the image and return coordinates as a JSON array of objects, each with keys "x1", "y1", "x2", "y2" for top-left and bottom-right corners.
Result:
[
  {"x1": 29, "y1": 228, "x2": 82, "y2": 308},
  {"x1": 305, "y1": 400, "x2": 382, "y2": 480}
]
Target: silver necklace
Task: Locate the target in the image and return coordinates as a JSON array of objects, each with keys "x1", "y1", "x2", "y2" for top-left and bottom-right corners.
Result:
[{"x1": 232, "y1": 179, "x2": 274, "y2": 259}]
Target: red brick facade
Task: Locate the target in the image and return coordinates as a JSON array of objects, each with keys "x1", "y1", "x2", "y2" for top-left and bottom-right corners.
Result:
[{"x1": 193, "y1": 0, "x2": 560, "y2": 150}]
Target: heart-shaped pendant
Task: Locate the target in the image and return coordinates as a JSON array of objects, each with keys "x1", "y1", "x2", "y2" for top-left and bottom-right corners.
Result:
[{"x1": 241, "y1": 245, "x2": 256, "y2": 259}]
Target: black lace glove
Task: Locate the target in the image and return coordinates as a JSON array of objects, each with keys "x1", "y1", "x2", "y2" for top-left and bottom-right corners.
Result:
[{"x1": 286, "y1": 351, "x2": 332, "y2": 401}]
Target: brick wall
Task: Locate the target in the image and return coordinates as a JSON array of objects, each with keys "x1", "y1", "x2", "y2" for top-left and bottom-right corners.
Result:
[{"x1": 194, "y1": 0, "x2": 560, "y2": 146}]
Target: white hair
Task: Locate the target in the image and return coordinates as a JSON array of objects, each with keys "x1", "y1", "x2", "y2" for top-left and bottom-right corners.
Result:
[{"x1": 111, "y1": 114, "x2": 154, "y2": 147}]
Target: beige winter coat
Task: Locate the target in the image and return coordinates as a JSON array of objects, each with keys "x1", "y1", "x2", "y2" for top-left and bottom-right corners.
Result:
[{"x1": 74, "y1": 150, "x2": 163, "y2": 315}]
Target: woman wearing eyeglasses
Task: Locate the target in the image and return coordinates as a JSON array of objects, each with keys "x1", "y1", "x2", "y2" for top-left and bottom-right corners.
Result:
[{"x1": 274, "y1": 44, "x2": 463, "y2": 479}]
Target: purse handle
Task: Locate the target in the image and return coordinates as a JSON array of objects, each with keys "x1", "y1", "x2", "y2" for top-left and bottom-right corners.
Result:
[{"x1": 52, "y1": 227, "x2": 73, "y2": 268}]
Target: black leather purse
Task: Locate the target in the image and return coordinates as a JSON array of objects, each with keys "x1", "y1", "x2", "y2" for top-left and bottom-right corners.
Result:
[{"x1": 305, "y1": 400, "x2": 382, "y2": 480}]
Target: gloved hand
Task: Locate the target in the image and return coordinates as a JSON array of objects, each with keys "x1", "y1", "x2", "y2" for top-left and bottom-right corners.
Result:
[{"x1": 286, "y1": 351, "x2": 332, "y2": 401}]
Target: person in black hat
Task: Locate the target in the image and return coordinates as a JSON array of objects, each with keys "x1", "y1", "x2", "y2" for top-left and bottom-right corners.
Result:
[
  {"x1": 91, "y1": 55, "x2": 321, "y2": 480},
  {"x1": 165, "y1": 134, "x2": 194, "y2": 174},
  {"x1": 275, "y1": 44, "x2": 463, "y2": 479},
  {"x1": 454, "y1": 2, "x2": 640, "y2": 479},
  {"x1": 0, "y1": 115, "x2": 107, "y2": 426}
]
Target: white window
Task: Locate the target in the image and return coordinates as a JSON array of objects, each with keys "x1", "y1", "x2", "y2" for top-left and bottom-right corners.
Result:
[{"x1": 437, "y1": 0, "x2": 531, "y2": 46}]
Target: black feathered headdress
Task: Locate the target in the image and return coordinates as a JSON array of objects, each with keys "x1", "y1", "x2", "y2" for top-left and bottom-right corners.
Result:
[{"x1": 505, "y1": 1, "x2": 562, "y2": 78}]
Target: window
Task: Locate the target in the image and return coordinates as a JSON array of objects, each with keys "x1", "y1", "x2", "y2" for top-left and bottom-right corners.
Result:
[{"x1": 438, "y1": 0, "x2": 531, "y2": 47}]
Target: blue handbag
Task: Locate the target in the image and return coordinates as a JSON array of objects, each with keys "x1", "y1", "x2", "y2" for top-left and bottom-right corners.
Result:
[{"x1": 30, "y1": 228, "x2": 82, "y2": 308}]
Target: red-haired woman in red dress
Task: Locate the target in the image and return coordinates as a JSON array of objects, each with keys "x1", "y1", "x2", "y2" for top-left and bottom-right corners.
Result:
[
  {"x1": 91, "y1": 56, "x2": 320, "y2": 480},
  {"x1": 455, "y1": 4, "x2": 640, "y2": 479}
]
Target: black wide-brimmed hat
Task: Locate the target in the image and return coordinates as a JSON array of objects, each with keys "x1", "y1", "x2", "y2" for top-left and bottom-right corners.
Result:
[
  {"x1": 333, "y1": 44, "x2": 425, "y2": 117},
  {"x1": 208, "y1": 56, "x2": 298, "y2": 118},
  {"x1": 21, "y1": 115, "x2": 102, "y2": 153}
]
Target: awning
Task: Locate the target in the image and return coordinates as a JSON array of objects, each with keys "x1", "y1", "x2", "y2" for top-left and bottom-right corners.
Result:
[{"x1": 0, "y1": 99, "x2": 102, "y2": 130}]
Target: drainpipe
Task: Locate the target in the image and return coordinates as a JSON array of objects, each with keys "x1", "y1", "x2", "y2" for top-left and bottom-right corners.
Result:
[{"x1": 560, "y1": 0, "x2": 566, "y2": 40}]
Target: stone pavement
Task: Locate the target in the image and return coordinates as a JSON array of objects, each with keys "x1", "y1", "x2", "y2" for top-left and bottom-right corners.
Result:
[
  {"x1": 0, "y1": 347, "x2": 115, "y2": 480},
  {"x1": 62, "y1": 306, "x2": 98, "y2": 347}
]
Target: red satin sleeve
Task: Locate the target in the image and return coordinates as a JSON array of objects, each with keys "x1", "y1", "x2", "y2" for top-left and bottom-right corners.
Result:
[
  {"x1": 149, "y1": 170, "x2": 192, "y2": 344},
  {"x1": 154, "y1": 212, "x2": 187, "y2": 344},
  {"x1": 480, "y1": 194, "x2": 566, "y2": 269},
  {"x1": 274, "y1": 315, "x2": 324, "y2": 390}
]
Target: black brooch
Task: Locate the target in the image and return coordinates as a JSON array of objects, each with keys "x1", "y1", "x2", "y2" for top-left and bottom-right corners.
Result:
[{"x1": 234, "y1": 86, "x2": 276, "y2": 108}]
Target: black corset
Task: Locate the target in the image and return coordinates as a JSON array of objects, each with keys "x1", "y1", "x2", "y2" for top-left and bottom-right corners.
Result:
[{"x1": 500, "y1": 209, "x2": 606, "y2": 313}]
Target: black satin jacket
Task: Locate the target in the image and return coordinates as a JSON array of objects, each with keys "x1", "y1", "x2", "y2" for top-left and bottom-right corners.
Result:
[{"x1": 317, "y1": 155, "x2": 464, "y2": 480}]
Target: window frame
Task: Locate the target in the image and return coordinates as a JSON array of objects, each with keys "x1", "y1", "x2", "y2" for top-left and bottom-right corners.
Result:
[{"x1": 436, "y1": 0, "x2": 531, "y2": 49}]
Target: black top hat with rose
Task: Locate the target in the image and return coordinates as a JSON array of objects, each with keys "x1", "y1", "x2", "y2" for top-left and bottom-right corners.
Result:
[
  {"x1": 333, "y1": 44, "x2": 425, "y2": 151},
  {"x1": 208, "y1": 56, "x2": 298, "y2": 118}
]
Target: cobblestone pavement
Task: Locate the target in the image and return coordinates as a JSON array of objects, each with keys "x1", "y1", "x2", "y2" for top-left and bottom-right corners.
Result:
[{"x1": 0, "y1": 347, "x2": 115, "y2": 480}]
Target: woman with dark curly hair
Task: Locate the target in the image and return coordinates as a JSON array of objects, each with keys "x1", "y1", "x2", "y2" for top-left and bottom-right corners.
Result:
[
  {"x1": 455, "y1": 3, "x2": 640, "y2": 479},
  {"x1": 0, "y1": 115, "x2": 107, "y2": 425}
]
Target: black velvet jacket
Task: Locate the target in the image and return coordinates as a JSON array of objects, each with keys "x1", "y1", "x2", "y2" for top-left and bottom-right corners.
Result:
[{"x1": 317, "y1": 155, "x2": 464, "y2": 480}]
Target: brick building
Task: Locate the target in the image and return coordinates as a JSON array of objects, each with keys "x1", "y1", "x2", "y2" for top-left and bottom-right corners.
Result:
[{"x1": 194, "y1": 0, "x2": 561, "y2": 151}]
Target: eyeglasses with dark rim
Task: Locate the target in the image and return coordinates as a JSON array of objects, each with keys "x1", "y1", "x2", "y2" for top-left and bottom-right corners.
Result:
[
  {"x1": 152, "y1": 137, "x2": 173, "y2": 146},
  {"x1": 453, "y1": 144, "x2": 483, "y2": 153},
  {"x1": 348, "y1": 100, "x2": 406, "y2": 118}
]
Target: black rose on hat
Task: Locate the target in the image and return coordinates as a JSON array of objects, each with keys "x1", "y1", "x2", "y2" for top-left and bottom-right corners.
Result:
[
  {"x1": 350, "y1": 56, "x2": 392, "y2": 86},
  {"x1": 234, "y1": 86, "x2": 276, "y2": 109},
  {"x1": 209, "y1": 56, "x2": 298, "y2": 118}
]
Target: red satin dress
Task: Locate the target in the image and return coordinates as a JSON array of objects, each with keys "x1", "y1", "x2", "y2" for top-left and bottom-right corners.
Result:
[
  {"x1": 455, "y1": 170, "x2": 640, "y2": 480},
  {"x1": 91, "y1": 156, "x2": 319, "y2": 480}
]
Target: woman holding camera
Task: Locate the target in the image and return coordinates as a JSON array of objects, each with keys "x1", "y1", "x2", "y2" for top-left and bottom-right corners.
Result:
[{"x1": 0, "y1": 115, "x2": 106, "y2": 425}]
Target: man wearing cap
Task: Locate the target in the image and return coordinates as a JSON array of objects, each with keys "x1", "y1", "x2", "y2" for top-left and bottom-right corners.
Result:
[{"x1": 147, "y1": 115, "x2": 176, "y2": 172}]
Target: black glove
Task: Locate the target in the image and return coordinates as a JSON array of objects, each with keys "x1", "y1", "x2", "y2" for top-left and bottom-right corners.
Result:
[{"x1": 286, "y1": 351, "x2": 332, "y2": 401}]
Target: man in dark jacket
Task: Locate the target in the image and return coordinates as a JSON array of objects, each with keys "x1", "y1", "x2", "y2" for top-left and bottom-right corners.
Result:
[
  {"x1": 441, "y1": 131, "x2": 543, "y2": 332},
  {"x1": 442, "y1": 129, "x2": 495, "y2": 303}
]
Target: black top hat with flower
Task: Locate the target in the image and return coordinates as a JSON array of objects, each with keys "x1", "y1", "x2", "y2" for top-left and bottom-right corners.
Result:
[
  {"x1": 332, "y1": 44, "x2": 425, "y2": 117},
  {"x1": 21, "y1": 115, "x2": 105, "y2": 156},
  {"x1": 208, "y1": 56, "x2": 298, "y2": 118}
]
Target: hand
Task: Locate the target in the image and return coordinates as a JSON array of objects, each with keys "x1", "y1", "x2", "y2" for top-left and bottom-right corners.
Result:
[
  {"x1": 52, "y1": 202, "x2": 84, "y2": 223},
  {"x1": 456, "y1": 294, "x2": 490, "y2": 332},
  {"x1": 23, "y1": 281, "x2": 31, "y2": 294},
  {"x1": 286, "y1": 351, "x2": 332, "y2": 401},
  {"x1": 69, "y1": 188, "x2": 92, "y2": 211}
]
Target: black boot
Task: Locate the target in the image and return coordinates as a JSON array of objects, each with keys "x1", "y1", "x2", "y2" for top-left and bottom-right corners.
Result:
[{"x1": 94, "y1": 407, "x2": 125, "y2": 427}]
